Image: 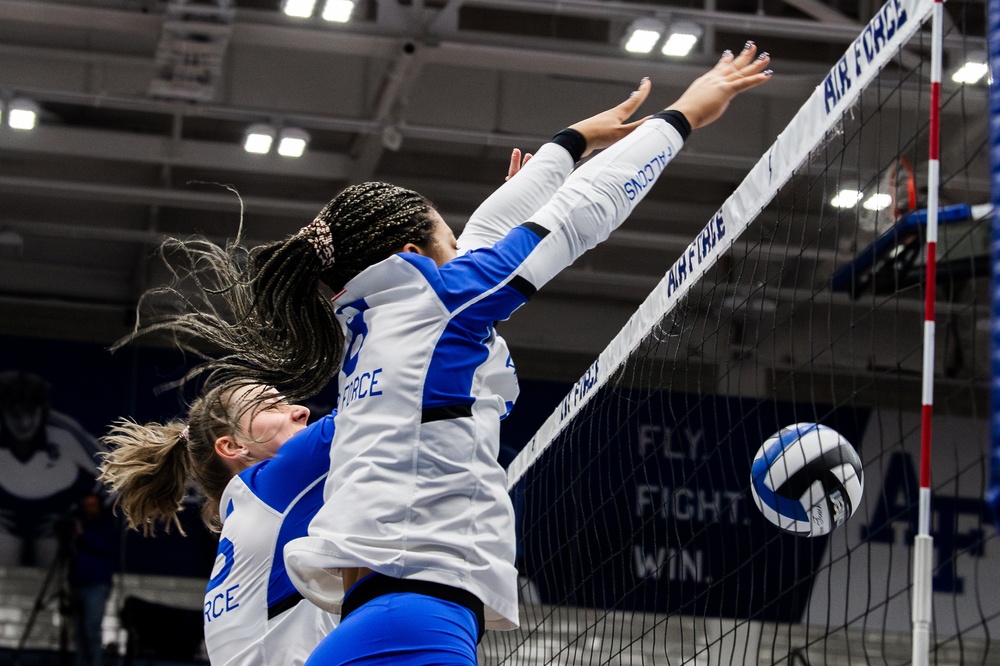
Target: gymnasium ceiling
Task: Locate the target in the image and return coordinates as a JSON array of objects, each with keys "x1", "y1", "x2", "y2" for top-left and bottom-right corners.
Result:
[{"x1": 0, "y1": 0, "x2": 989, "y2": 382}]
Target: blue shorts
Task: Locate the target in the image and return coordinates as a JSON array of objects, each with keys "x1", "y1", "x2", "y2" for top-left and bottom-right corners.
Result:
[{"x1": 305, "y1": 577, "x2": 479, "y2": 665}]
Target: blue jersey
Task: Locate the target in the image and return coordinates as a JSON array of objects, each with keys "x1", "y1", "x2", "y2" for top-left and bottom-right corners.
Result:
[
  {"x1": 203, "y1": 414, "x2": 338, "y2": 666},
  {"x1": 286, "y1": 113, "x2": 689, "y2": 630}
]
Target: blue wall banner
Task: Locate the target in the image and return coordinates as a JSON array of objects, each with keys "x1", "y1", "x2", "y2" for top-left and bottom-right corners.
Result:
[{"x1": 518, "y1": 388, "x2": 870, "y2": 622}]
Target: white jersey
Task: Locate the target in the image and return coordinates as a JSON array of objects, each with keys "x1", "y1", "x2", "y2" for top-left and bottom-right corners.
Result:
[
  {"x1": 203, "y1": 415, "x2": 338, "y2": 666},
  {"x1": 285, "y1": 114, "x2": 688, "y2": 630}
]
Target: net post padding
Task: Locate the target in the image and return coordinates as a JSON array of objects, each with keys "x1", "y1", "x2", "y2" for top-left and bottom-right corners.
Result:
[
  {"x1": 507, "y1": 0, "x2": 937, "y2": 491},
  {"x1": 988, "y1": 0, "x2": 1000, "y2": 541}
]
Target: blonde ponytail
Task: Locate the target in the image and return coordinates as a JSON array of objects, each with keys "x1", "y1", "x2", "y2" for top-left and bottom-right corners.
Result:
[
  {"x1": 99, "y1": 387, "x2": 238, "y2": 535},
  {"x1": 99, "y1": 420, "x2": 191, "y2": 536}
]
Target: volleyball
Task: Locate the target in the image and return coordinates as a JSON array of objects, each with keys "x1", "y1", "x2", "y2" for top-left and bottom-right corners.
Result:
[{"x1": 750, "y1": 423, "x2": 864, "y2": 537}]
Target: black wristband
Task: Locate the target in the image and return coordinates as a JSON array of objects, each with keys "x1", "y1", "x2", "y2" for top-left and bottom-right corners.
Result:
[
  {"x1": 550, "y1": 128, "x2": 587, "y2": 163},
  {"x1": 654, "y1": 110, "x2": 692, "y2": 141}
]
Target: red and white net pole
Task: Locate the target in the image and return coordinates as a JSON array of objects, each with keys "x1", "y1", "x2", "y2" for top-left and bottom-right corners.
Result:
[{"x1": 912, "y1": 2, "x2": 942, "y2": 664}]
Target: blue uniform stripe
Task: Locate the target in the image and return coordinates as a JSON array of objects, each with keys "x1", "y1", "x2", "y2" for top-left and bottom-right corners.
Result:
[
  {"x1": 238, "y1": 415, "x2": 335, "y2": 513},
  {"x1": 398, "y1": 225, "x2": 544, "y2": 314},
  {"x1": 267, "y1": 478, "x2": 326, "y2": 608},
  {"x1": 394, "y1": 225, "x2": 542, "y2": 412},
  {"x1": 423, "y1": 322, "x2": 489, "y2": 411}
]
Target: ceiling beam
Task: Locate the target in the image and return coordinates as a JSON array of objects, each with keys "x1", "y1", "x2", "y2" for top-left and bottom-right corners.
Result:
[
  {"x1": 0, "y1": 260, "x2": 135, "y2": 301},
  {"x1": 0, "y1": 121, "x2": 769, "y2": 189},
  {"x1": 0, "y1": 125, "x2": 354, "y2": 179},
  {"x1": 776, "y1": 0, "x2": 859, "y2": 25},
  {"x1": 0, "y1": 0, "x2": 965, "y2": 53},
  {"x1": 0, "y1": 174, "x2": 323, "y2": 217},
  {"x1": 0, "y1": 0, "x2": 159, "y2": 34},
  {"x1": 6, "y1": 1, "x2": 979, "y2": 91},
  {"x1": 0, "y1": 215, "x2": 845, "y2": 269},
  {"x1": 449, "y1": 0, "x2": 980, "y2": 49}
]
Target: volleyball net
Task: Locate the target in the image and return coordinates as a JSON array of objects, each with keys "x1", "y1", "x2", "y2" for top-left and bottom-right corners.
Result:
[{"x1": 485, "y1": 0, "x2": 995, "y2": 663}]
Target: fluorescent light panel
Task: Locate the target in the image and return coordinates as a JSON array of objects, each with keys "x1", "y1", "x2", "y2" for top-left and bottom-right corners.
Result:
[
  {"x1": 244, "y1": 134, "x2": 273, "y2": 154},
  {"x1": 277, "y1": 128, "x2": 310, "y2": 158},
  {"x1": 625, "y1": 29, "x2": 661, "y2": 54},
  {"x1": 661, "y1": 21, "x2": 701, "y2": 57},
  {"x1": 8, "y1": 99, "x2": 39, "y2": 131},
  {"x1": 862, "y1": 193, "x2": 893, "y2": 211},
  {"x1": 661, "y1": 32, "x2": 698, "y2": 57},
  {"x1": 244, "y1": 124, "x2": 276, "y2": 154},
  {"x1": 831, "y1": 189, "x2": 864, "y2": 208},
  {"x1": 283, "y1": 0, "x2": 316, "y2": 18},
  {"x1": 952, "y1": 61, "x2": 987, "y2": 85},
  {"x1": 277, "y1": 137, "x2": 307, "y2": 157},
  {"x1": 623, "y1": 18, "x2": 665, "y2": 54},
  {"x1": 322, "y1": 0, "x2": 355, "y2": 22},
  {"x1": 8, "y1": 109, "x2": 36, "y2": 130}
]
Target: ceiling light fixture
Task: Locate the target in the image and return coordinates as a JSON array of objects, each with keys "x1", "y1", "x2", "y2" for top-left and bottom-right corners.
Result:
[
  {"x1": 951, "y1": 61, "x2": 988, "y2": 85},
  {"x1": 830, "y1": 189, "x2": 864, "y2": 208},
  {"x1": 322, "y1": 0, "x2": 356, "y2": 22},
  {"x1": 282, "y1": 0, "x2": 317, "y2": 18},
  {"x1": 277, "y1": 128, "x2": 310, "y2": 158},
  {"x1": 622, "y1": 18, "x2": 665, "y2": 55},
  {"x1": 8, "y1": 98, "x2": 40, "y2": 131},
  {"x1": 862, "y1": 193, "x2": 893, "y2": 211},
  {"x1": 661, "y1": 21, "x2": 702, "y2": 57},
  {"x1": 244, "y1": 123, "x2": 276, "y2": 154}
]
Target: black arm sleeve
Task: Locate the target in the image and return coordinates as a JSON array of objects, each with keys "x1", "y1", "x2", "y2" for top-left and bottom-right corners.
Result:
[
  {"x1": 654, "y1": 110, "x2": 692, "y2": 141},
  {"x1": 550, "y1": 128, "x2": 587, "y2": 163}
]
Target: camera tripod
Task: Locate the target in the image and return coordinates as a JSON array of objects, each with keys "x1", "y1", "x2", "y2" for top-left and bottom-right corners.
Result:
[{"x1": 11, "y1": 532, "x2": 74, "y2": 666}]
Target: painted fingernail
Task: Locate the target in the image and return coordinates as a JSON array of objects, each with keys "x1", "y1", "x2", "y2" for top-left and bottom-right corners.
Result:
[
  {"x1": 722, "y1": 49, "x2": 733, "y2": 57},
  {"x1": 763, "y1": 69, "x2": 774, "y2": 76},
  {"x1": 641, "y1": 76, "x2": 650, "y2": 83},
  {"x1": 743, "y1": 40, "x2": 754, "y2": 51},
  {"x1": 757, "y1": 52, "x2": 769, "y2": 60}
]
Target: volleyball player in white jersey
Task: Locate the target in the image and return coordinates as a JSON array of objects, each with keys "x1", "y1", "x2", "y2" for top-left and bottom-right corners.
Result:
[
  {"x1": 118, "y1": 43, "x2": 771, "y2": 664},
  {"x1": 98, "y1": 386, "x2": 338, "y2": 665}
]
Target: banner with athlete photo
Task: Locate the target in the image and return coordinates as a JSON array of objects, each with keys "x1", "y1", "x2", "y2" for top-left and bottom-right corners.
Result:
[
  {"x1": 0, "y1": 369, "x2": 104, "y2": 568},
  {"x1": 0, "y1": 335, "x2": 249, "y2": 575}
]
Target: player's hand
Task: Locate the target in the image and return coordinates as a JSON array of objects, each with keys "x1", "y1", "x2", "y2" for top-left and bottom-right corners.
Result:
[
  {"x1": 568, "y1": 78, "x2": 652, "y2": 158},
  {"x1": 505, "y1": 148, "x2": 533, "y2": 181},
  {"x1": 666, "y1": 41, "x2": 772, "y2": 130}
]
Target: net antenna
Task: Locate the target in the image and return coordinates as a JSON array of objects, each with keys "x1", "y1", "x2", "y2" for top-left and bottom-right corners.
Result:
[{"x1": 912, "y1": 0, "x2": 943, "y2": 663}]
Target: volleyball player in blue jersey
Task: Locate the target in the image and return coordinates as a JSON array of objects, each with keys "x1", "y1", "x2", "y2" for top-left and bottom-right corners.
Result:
[
  {"x1": 98, "y1": 386, "x2": 338, "y2": 666},
  {"x1": 121, "y1": 44, "x2": 772, "y2": 665}
]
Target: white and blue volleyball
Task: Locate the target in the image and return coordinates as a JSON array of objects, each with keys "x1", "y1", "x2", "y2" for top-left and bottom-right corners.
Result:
[{"x1": 750, "y1": 423, "x2": 864, "y2": 537}]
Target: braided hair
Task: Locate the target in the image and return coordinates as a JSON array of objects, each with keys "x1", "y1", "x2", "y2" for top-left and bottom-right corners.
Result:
[{"x1": 118, "y1": 182, "x2": 434, "y2": 405}]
